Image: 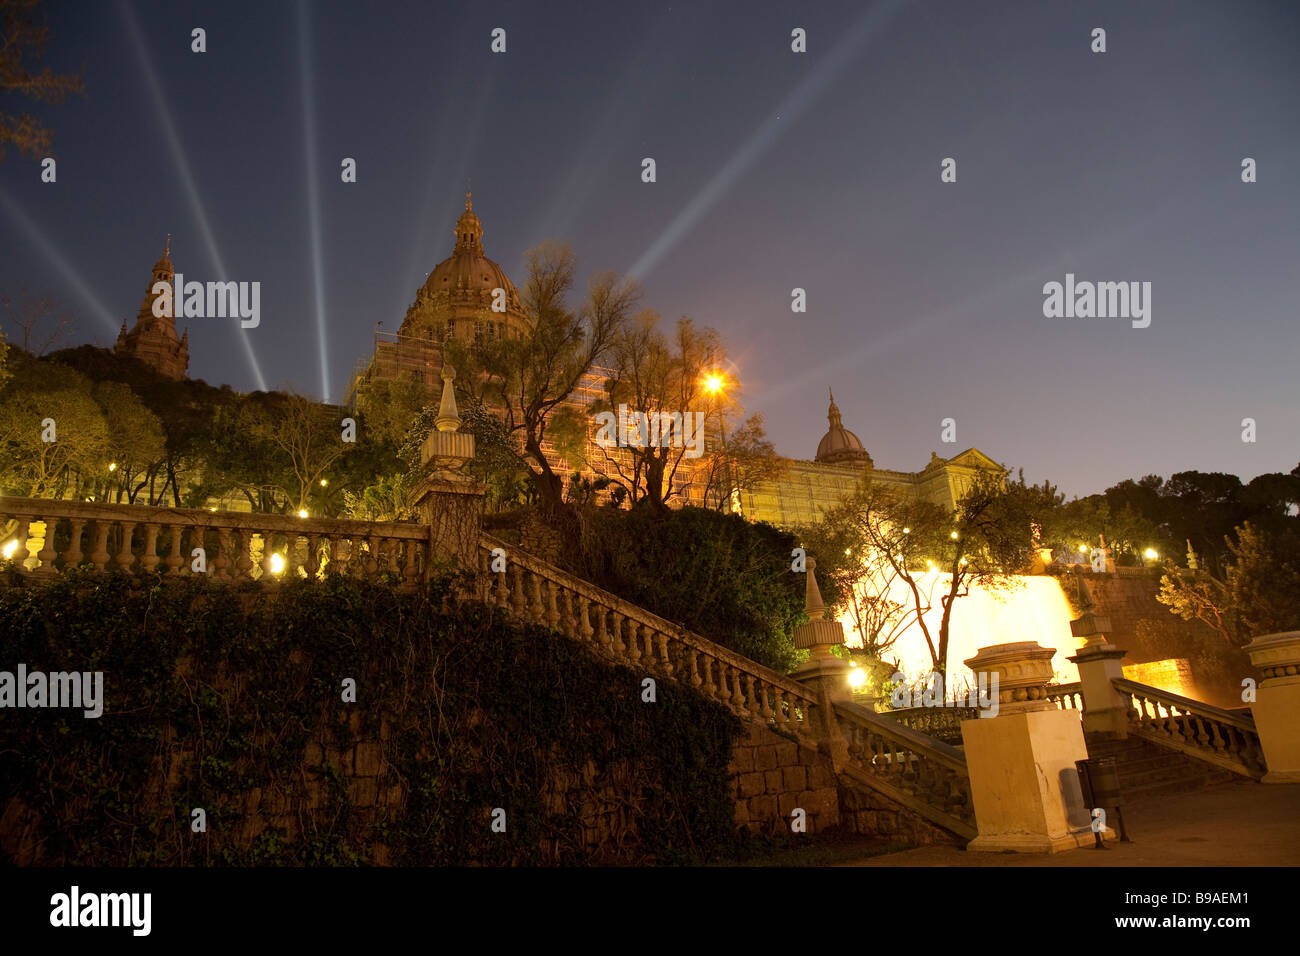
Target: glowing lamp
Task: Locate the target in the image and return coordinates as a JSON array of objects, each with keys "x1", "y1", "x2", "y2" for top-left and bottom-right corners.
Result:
[
  {"x1": 298, "y1": 509, "x2": 309, "y2": 518},
  {"x1": 270, "y1": 553, "x2": 285, "y2": 574},
  {"x1": 2, "y1": 540, "x2": 17, "y2": 560}
]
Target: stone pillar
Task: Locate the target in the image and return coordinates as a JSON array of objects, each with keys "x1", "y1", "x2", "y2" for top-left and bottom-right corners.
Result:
[
  {"x1": 790, "y1": 558, "x2": 852, "y2": 768},
  {"x1": 1244, "y1": 631, "x2": 1300, "y2": 783},
  {"x1": 790, "y1": 558, "x2": 852, "y2": 703},
  {"x1": 1065, "y1": 571, "x2": 1131, "y2": 737},
  {"x1": 408, "y1": 365, "x2": 485, "y2": 571},
  {"x1": 961, "y1": 642, "x2": 1095, "y2": 853}
]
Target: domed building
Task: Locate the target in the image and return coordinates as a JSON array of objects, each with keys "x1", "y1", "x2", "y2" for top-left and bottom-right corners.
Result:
[
  {"x1": 350, "y1": 193, "x2": 531, "y2": 396},
  {"x1": 397, "y1": 192, "x2": 528, "y2": 345},
  {"x1": 732, "y1": 390, "x2": 1002, "y2": 528},
  {"x1": 114, "y1": 236, "x2": 189, "y2": 381}
]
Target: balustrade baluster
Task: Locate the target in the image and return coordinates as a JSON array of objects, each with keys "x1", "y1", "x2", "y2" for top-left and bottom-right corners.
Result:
[
  {"x1": 141, "y1": 523, "x2": 161, "y2": 573},
  {"x1": 687, "y1": 648, "x2": 702, "y2": 688},
  {"x1": 510, "y1": 568, "x2": 527, "y2": 616},
  {"x1": 772, "y1": 688, "x2": 788, "y2": 726},
  {"x1": 544, "y1": 581, "x2": 560, "y2": 628},
  {"x1": 65, "y1": 518, "x2": 86, "y2": 569},
  {"x1": 757, "y1": 679, "x2": 774, "y2": 720},
  {"x1": 90, "y1": 520, "x2": 110, "y2": 570},
  {"x1": 729, "y1": 666, "x2": 746, "y2": 709},
  {"x1": 528, "y1": 573, "x2": 545, "y2": 623},
  {"x1": 34, "y1": 518, "x2": 57, "y2": 575},
  {"x1": 214, "y1": 528, "x2": 233, "y2": 580},
  {"x1": 626, "y1": 621, "x2": 642, "y2": 663},
  {"x1": 656, "y1": 632, "x2": 673, "y2": 675},
  {"x1": 401, "y1": 538, "x2": 419, "y2": 586},
  {"x1": 115, "y1": 521, "x2": 137, "y2": 572},
  {"x1": 578, "y1": 596, "x2": 595, "y2": 641},
  {"x1": 234, "y1": 530, "x2": 254, "y2": 580},
  {"x1": 605, "y1": 610, "x2": 622, "y2": 655},
  {"x1": 592, "y1": 602, "x2": 608, "y2": 650}
]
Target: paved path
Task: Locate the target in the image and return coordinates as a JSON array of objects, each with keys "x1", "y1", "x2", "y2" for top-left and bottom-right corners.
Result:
[{"x1": 835, "y1": 780, "x2": 1300, "y2": 866}]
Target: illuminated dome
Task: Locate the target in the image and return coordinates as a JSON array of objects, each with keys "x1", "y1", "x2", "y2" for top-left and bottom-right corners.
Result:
[
  {"x1": 401, "y1": 192, "x2": 525, "y2": 334},
  {"x1": 815, "y1": 389, "x2": 872, "y2": 466}
]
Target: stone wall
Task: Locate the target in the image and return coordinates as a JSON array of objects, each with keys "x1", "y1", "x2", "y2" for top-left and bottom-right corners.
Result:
[{"x1": 726, "y1": 722, "x2": 960, "y2": 847}]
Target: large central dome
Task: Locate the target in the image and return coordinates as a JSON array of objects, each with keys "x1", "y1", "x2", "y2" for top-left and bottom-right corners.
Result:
[
  {"x1": 815, "y1": 389, "x2": 873, "y2": 466},
  {"x1": 399, "y1": 192, "x2": 526, "y2": 337}
]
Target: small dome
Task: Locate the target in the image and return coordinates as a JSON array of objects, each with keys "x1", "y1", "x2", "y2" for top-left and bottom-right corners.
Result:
[{"x1": 815, "y1": 389, "x2": 872, "y2": 465}]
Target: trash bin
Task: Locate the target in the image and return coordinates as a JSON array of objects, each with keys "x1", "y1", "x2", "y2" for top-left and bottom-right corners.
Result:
[{"x1": 1076, "y1": 756, "x2": 1131, "y2": 844}]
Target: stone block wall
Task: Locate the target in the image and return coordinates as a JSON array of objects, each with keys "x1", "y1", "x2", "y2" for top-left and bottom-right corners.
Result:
[{"x1": 726, "y1": 721, "x2": 959, "y2": 847}]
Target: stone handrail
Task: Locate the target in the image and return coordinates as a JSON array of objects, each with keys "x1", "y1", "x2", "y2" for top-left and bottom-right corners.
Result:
[
  {"x1": 1113, "y1": 677, "x2": 1266, "y2": 779},
  {"x1": 478, "y1": 536, "x2": 978, "y2": 838},
  {"x1": 0, "y1": 496, "x2": 431, "y2": 586},
  {"x1": 879, "y1": 705, "x2": 980, "y2": 744},
  {"x1": 1046, "y1": 682, "x2": 1083, "y2": 711},
  {"x1": 475, "y1": 534, "x2": 822, "y2": 747},
  {"x1": 834, "y1": 701, "x2": 977, "y2": 839}
]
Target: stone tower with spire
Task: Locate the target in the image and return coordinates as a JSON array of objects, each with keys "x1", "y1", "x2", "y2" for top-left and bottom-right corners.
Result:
[{"x1": 114, "y1": 236, "x2": 189, "y2": 380}]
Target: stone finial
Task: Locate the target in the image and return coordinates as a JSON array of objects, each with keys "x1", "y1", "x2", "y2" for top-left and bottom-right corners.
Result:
[
  {"x1": 793, "y1": 557, "x2": 845, "y2": 659},
  {"x1": 434, "y1": 364, "x2": 461, "y2": 432},
  {"x1": 1186, "y1": 539, "x2": 1199, "y2": 571},
  {"x1": 804, "y1": 556, "x2": 827, "y2": 620}
]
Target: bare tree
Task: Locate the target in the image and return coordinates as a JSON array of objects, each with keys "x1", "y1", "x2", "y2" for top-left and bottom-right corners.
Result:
[{"x1": 0, "y1": 291, "x2": 77, "y2": 355}]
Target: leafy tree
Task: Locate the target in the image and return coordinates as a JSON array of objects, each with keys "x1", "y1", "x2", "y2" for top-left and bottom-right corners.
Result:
[
  {"x1": 590, "y1": 314, "x2": 722, "y2": 510},
  {"x1": 448, "y1": 241, "x2": 640, "y2": 513},
  {"x1": 0, "y1": 357, "x2": 108, "y2": 496},
  {"x1": 699, "y1": 412, "x2": 786, "y2": 513},
  {"x1": 828, "y1": 470, "x2": 1047, "y2": 674},
  {"x1": 575, "y1": 504, "x2": 805, "y2": 672},
  {"x1": 1159, "y1": 521, "x2": 1300, "y2": 647},
  {"x1": 92, "y1": 380, "x2": 166, "y2": 504},
  {"x1": 0, "y1": 0, "x2": 84, "y2": 162}
]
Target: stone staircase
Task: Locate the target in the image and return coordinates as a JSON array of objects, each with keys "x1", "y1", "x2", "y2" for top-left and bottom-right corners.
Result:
[{"x1": 1084, "y1": 732, "x2": 1242, "y2": 804}]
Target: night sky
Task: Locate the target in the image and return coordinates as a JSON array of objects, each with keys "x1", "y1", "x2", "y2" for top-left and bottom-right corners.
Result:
[{"x1": 1, "y1": 0, "x2": 1297, "y2": 499}]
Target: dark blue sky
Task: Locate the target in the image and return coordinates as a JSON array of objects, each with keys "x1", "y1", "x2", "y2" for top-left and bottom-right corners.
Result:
[{"x1": 2, "y1": 0, "x2": 1297, "y2": 498}]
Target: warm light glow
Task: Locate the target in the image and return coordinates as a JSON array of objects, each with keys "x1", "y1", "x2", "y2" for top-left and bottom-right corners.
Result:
[
  {"x1": 925, "y1": 559, "x2": 935, "y2": 568},
  {"x1": 1079, "y1": 544, "x2": 1088, "y2": 553},
  {"x1": 108, "y1": 462, "x2": 117, "y2": 472},
  {"x1": 298, "y1": 509, "x2": 309, "y2": 518},
  {"x1": 209, "y1": 507, "x2": 217, "y2": 512},
  {"x1": 320, "y1": 479, "x2": 328, "y2": 487},
  {"x1": 844, "y1": 548, "x2": 851, "y2": 556},
  {"x1": 270, "y1": 553, "x2": 285, "y2": 574},
  {"x1": 950, "y1": 530, "x2": 959, "y2": 539},
  {"x1": 903, "y1": 527, "x2": 910, "y2": 534},
  {"x1": 702, "y1": 372, "x2": 726, "y2": 395},
  {"x1": 2, "y1": 540, "x2": 17, "y2": 561},
  {"x1": 847, "y1": 667, "x2": 867, "y2": 689},
  {"x1": 1144, "y1": 548, "x2": 1159, "y2": 560}
]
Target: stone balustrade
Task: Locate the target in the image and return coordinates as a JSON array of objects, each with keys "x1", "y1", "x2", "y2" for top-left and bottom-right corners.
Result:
[
  {"x1": 1113, "y1": 677, "x2": 1266, "y2": 779},
  {"x1": 881, "y1": 705, "x2": 980, "y2": 744},
  {"x1": 475, "y1": 534, "x2": 821, "y2": 746},
  {"x1": 834, "y1": 701, "x2": 977, "y2": 839},
  {"x1": 1046, "y1": 682, "x2": 1083, "y2": 711},
  {"x1": 0, "y1": 496, "x2": 431, "y2": 586}
]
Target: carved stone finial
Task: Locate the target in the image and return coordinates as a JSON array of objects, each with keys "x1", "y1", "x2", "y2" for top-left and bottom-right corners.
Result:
[{"x1": 434, "y1": 364, "x2": 461, "y2": 432}]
